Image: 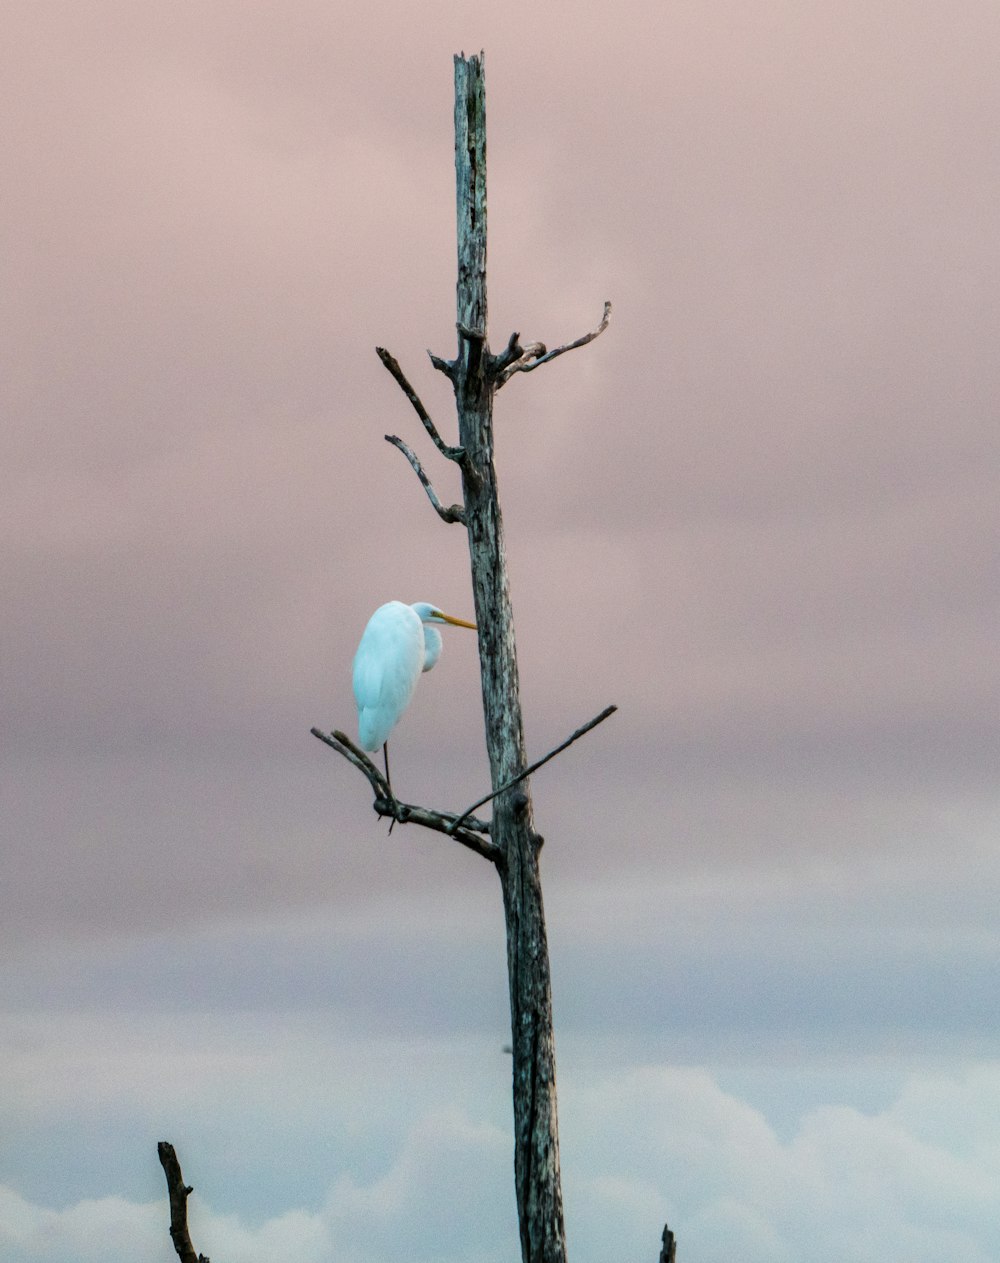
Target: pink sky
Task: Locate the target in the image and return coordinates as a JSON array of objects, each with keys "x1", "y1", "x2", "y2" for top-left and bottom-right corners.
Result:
[{"x1": 2, "y1": 3, "x2": 999, "y2": 1261}]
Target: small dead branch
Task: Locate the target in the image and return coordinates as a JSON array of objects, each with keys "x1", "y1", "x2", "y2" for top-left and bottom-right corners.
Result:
[
  {"x1": 494, "y1": 301, "x2": 612, "y2": 388},
  {"x1": 376, "y1": 346, "x2": 464, "y2": 461},
  {"x1": 157, "y1": 1142, "x2": 209, "y2": 1263},
  {"x1": 376, "y1": 345, "x2": 480, "y2": 487},
  {"x1": 311, "y1": 727, "x2": 500, "y2": 863},
  {"x1": 449, "y1": 705, "x2": 617, "y2": 833},
  {"x1": 427, "y1": 348, "x2": 456, "y2": 380},
  {"x1": 489, "y1": 330, "x2": 543, "y2": 378},
  {"x1": 490, "y1": 328, "x2": 522, "y2": 374},
  {"x1": 385, "y1": 434, "x2": 466, "y2": 524},
  {"x1": 660, "y1": 1223, "x2": 678, "y2": 1262}
]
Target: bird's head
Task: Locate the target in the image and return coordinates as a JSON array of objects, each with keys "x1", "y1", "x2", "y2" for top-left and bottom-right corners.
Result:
[{"x1": 411, "y1": 602, "x2": 477, "y2": 630}]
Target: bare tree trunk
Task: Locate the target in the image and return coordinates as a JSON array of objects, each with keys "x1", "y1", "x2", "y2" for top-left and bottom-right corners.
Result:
[{"x1": 450, "y1": 54, "x2": 567, "y2": 1263}]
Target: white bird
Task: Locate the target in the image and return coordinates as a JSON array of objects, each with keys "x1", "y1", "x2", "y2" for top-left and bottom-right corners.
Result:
[{"x1": 352, "y1": 600, "x2": 476, "y2": 793}]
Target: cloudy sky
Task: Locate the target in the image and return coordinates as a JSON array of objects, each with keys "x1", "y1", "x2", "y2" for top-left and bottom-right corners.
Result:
[{"x1": 3, "y1": 1, "x2": 999, "y2": 1260}]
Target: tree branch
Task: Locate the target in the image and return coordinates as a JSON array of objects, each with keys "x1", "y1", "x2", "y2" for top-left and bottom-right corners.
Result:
[
  {"x1": 372, "y1": 796, "x2": 499, "y2": 860},
  {"x1": 489, "y1": 329, "x2": 528, "y2": 377},
  {"x1": 311, "y1": 727, "x2": 501, "y2": 863},
  {"x1": 449, "y1": 705, "x2": 617, "y2": 833},
  {"x1": 311, "y1": 726, "x2": 391, "y2": 797},
  {"x1": 385, "y1": 434, "x2": 466, "y2": 524},
  {"x1": 375, "y1": 344, "x2": 481, "y2": 488},
  {"x1": 376, "y1": 346, "x2": 464, "y2": 461},
  {"x1": 494, "y1": 301, "x2": 612, "y2": 387},
  {"x1": 427, "y1": 348, "x2": 457, "y2": 380},
  {"x1": 157, "y1": 1142, "x2": 209, "y2": 1263}
]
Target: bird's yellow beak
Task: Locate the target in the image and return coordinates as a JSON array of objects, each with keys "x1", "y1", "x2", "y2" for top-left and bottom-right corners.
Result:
[{"x1": 436, "y1": 610, "x2": 477, "y2": 629}]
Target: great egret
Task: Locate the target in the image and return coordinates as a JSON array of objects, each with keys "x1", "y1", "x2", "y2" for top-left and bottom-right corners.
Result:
[{"x1": 352, "y1": 600, "x2": 476, "y2": 793}]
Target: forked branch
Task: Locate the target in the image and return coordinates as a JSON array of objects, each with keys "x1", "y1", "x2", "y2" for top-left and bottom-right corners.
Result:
[
  {"x1": 385, "y1": 434, "x2": 466, "y2": 524},
  {"x1": 315, "y1": 704, "x2": 616, "y2": 854},
  {"x1": 157, "y1": 1142, "x2": 209, "y2": 1263},
  {"x1": 494, "y1": 301, "x2": 612, "y2": 387},
  {"x1": 310, "y1": 727, "x2": 500, "y2": 863}
]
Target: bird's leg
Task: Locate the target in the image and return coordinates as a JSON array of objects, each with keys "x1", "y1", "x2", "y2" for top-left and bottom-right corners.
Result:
[{"x1": 384, "y1": 742, "x2": 397, "y2": 835}]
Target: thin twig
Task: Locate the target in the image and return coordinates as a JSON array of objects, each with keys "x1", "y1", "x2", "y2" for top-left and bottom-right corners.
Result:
[
  {"x1": 385, "y1": 435, "x2": 466, "y2": 524},
  {"x1": 449, "y1": 705, "x2": 617, "y2": 832},
  {"x1": 376, "y1": 346, "x2": 464, "y2": 461},
  {"x1": 494, "y1": 301, "x2": 612, "y2": 387},
  {"x1": 311, "y1": 728, "x2": 500, "y2": 863},
  {"x1": 157, "y1": 1142, "x2": 209, "y2": 1263}
]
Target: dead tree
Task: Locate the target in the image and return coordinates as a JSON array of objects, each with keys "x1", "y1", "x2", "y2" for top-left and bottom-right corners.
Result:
[
  {"x1": 313, "y1": 52, "x2": 623, "y2": 1263},
  {"x1": 155, "y1": 53, "x2": 674, "y2": 1263}
]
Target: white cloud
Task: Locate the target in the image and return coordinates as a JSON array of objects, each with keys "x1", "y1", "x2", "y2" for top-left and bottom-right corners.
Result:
[
  {"x1": 560, "y1": 1065, "x2": 1000, "y2": 1263},
  {"x1": 0, "y1": 1110, "x2": 515, "y2": 1263},
  {"x1": 0, "y1": 1188, "x2": 164, "y2": 1262},
  {"x1": 189, "y1": 1206, "x2": 332, "y2": 1263},
  {"x1": 4, "y1": 1065, "x2": 1000, "y2": 1263},
  {"x1": 323, "y1": 1110, "x2": 517, "y2": 1263}
]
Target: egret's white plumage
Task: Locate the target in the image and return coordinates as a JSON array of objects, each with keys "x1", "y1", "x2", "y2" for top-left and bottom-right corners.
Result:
[{"x1": 353, "y1": 601, "x2": 476, "y2": 756}]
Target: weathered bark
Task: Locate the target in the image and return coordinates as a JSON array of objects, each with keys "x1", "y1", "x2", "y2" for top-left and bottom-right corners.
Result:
[{"x1": 450, "y1": 53, "x2": 567, "y2": 1263}]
